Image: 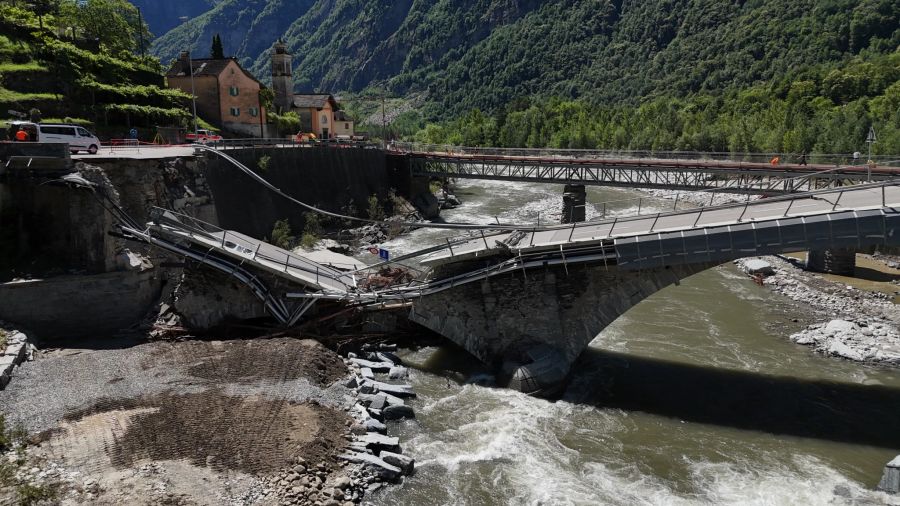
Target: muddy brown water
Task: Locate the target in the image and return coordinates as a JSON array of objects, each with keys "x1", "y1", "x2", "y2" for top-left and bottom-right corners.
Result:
[{"x1": 371, "y1": 180, "x2": 900, "y2": 505}]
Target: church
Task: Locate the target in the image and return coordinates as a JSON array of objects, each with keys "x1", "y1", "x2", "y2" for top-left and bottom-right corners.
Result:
[{"x1": 271, "y1": 41, "x2": 354, "y2": 139}]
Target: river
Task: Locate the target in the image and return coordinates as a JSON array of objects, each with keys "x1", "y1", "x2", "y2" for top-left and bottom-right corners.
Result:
[{"x1": 369, "y1": 179, "x2": 900, "y2": 505}]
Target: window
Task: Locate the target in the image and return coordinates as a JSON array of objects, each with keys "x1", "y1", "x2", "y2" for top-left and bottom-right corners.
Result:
[
  {"x1": 321, "y1": 114, "x2": 328, "y2": 125},
  {"x1": 229, "y1": 86, "x2": 239, "y2": 96},
  {"x1": 249, "y1": 107, "x2": 259, "y2": 117},
  {"x1": 77, "y1": 127, "x2": 91, "y2": 137},
  {"x1": 39, "y1": 126, "x2": 76, "y2": 136},
  {"x1": 230, "y1": 107, "x2": 240, "y2": 117},
  {"x1": 345, "y1": 123, "x2": 349, "y2": 129}
]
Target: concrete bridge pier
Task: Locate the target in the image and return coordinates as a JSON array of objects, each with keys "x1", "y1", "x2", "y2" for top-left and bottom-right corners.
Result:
[
  {"x1": 807, "y1": 248, "x2": 856, "y2": 276},
  {"x1": 561, "y1": 184, "x2": 586, "y2": 224}
]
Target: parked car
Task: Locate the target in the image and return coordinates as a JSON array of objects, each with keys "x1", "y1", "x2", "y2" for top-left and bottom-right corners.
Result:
[
  {"x1": 295, "y1": 132, "x2": 320, "y2": 143},
  {"x1": 185, "y1": 129, "x2": 222, "y2": 143},
  {"x1": 6, "y1": 121, "x2": 101, "y2": 154}
]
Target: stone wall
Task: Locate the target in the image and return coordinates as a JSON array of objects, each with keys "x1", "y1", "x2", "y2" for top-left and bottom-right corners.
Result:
[
  {"x1": 200, "y1": 146, "x2": 401, "y2": 239},
  {"x1": 0, "y1": 269, "x2": 164, "y2": 338},
  {"x1": 0, "y1": 175, "x2": 118, "y2": 279},
  {"x1": 87, "y1": 156, "x2": 218, "y2": 226}
]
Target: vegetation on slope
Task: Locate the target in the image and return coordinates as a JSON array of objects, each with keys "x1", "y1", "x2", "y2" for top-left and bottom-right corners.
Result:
[
  {"x1": 0, "y1": 0, "x2": 191, "y2": 135},
  {"x1": 413, "y1": 50, "x2": 900, "y2": 155},
  {"x1": 150, "y1": 0, "x2": 898, "y2": 113}
]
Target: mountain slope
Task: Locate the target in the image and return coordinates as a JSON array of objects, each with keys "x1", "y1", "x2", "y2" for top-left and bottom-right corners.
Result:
[
  {"x1": 149, "y1": 0, "x2": 900, "y2": 117},
  {"x1": 129, "y1": 0, "x2": 220, "y2": 40}
]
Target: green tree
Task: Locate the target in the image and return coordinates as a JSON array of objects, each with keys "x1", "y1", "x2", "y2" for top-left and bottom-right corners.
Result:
[
  {"x1": 27, "y1": 0, "x2": 58, "y2": 30},
  {"x1": 64, "y1": 0, "x2": 151, "y2": 54},
  {"x1": 210, "y1": 33, "x2": 224, "y2": 59}
]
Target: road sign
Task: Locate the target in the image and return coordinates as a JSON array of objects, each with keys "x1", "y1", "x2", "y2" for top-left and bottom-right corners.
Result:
[
  {"x1": 379, "y1": 248, "x2": 390, "y2": 260},
  {"x1": 867, "y1": 126, "x2": 877, "y2": 144}
]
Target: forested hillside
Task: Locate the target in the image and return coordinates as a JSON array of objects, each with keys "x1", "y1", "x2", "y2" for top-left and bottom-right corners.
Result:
[
  {"x1": 151, "y1": 0, "x2": 898, "y2": 112},
  {"x1": 148, "y1": 0, "x2": 899, "y2": 153},
  {"x1": 128, "y1": 0, "x2": 218, "y2": 39}
]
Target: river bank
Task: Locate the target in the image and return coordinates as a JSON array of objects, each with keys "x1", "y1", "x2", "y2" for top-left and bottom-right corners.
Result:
[
  {"x1": 0, "y1": 336, "x2": 422, "y2": 505},
  {"x1": 735, "y1": 253, "x2": 900, "y2": 366}
]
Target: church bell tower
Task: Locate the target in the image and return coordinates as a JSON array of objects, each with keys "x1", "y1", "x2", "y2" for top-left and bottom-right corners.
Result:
[{"x1": 271, "y1": 39, "x2": 293, "y2": 113}]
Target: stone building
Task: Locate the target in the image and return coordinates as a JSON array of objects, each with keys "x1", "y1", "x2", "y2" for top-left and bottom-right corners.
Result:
[
  {"x1": 166, "y1": 52, "x2": 268, "y2": 137},
  {"x1": 270, "y1": 41, "x2": 354, "y2": 139}
]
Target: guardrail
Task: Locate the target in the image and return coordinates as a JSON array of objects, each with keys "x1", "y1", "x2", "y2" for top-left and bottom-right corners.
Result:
[{"x1": 205, "y1": 138, "x2": 380, "y2": 150}]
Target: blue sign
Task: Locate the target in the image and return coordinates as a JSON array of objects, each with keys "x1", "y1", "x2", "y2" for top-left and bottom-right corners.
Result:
[{"x1": 379, "y1": 248, "x2": 390, "y2": 260}]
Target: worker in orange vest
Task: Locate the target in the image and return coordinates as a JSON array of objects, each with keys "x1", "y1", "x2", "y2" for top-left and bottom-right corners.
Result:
[
  {"x1": 769, "y1": 156, "x2": 780, "y2": 166},
  {"x1": 14, "y1": 127, "x2": 29, "y2": 142}
]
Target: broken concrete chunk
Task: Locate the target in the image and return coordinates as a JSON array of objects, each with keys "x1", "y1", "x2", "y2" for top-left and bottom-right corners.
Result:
[
  {"x1": 380, "y1": 451, "x2": 415, "y2": 476},
  {"x1": 368, "y1": 394, "x2": 387, "y2": 411},
  {"x1": 357, "y1": 392, "x2": 405, "y2": 407},
  {"x1": 375, "y1": 351, "x2": 402, "y2": 365},
  {"x1": 878, "y1": 455, "x2": 900, "y2": 494},
  {"x1": 382, "y1": 404, "x2": 416, "y2": 421},
  {"x1": 339, "y1": 452, "x2": 400, "y2": 480},
  {"x1": 362, "y1": 379, "x2": 416, "y2": 398},
  {"x1": 388, "y1": 366, "x2": 409, "y2": 380},
  {"x1": 357, "y1": 433, "x2": 400, "y2": 451},
  {"x1": 363, "y1": 418, "x2": 387, "y2": 433},
  {"x1": 349, "y1": 358, "x2": 393, "y2": 372},
  {"x1": 743, "y1": 259, "x2": 775, "y2": 276}
]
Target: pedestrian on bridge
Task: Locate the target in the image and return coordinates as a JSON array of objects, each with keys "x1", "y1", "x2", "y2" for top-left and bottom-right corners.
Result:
[
  {"x1": 798, "y1": 153, "x2": 808, "y2": 166},
  {"x1": 769, "y1": 155, "x2": 780, "y2": 166}
]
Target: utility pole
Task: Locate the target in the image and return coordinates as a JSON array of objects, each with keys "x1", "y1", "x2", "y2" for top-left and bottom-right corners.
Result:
[
  {"x1": 866, "y1": 125, "x2": 877, "y2": 182},
  {"x1": 188, "y1": 51, "x2": 198, "y2": 134},
  {"x1": 137, "y1": 7, "x2": 146, "y2": 59},
  {"x1": 381, "y1": 91, "x2": 386, "y2": 147}
]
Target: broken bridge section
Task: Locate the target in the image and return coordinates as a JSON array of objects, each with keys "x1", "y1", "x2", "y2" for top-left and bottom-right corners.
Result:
[
  {"x1": 117, "y1": 207, "x2": 361, "y2": 327},
  {"x1": 148, "y1": 208, "x2": 357, "y2": 294}
]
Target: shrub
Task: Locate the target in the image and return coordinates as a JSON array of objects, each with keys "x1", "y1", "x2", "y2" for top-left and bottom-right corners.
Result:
[
  {"x1": 300, "y1": 233, "x2": 318, "y2": 249},
  {"x1": 257, "y1": 155, "x2": 271, "y2": 172},
  {"x1": 366, "y1": 195, "x2": 384, "y2": 221},
  {"x1": 269, "y1": 219, "x2": 293, "y2": 250}
]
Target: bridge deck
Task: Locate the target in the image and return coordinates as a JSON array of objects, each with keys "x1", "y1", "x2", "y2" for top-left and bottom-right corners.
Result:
[
  {"x1": 150, "y1": 211, "x2": 357, "y2": 293},
  {"x1": 422, "y1": 183, "x2": 900, "y2": 267}
]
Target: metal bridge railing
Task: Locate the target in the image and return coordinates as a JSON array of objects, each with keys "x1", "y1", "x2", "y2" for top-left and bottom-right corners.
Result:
[{"x1": 390, "y1": 141, "x2": 900, "y2": 168}]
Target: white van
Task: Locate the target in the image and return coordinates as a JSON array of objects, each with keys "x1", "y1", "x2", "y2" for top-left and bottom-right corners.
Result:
[
  {"x1": 38, "y1": 124, "x2": 101, "y2": 154},
  {"x1": 7, "y1": 121, "x2": 101, "y2": 154}
]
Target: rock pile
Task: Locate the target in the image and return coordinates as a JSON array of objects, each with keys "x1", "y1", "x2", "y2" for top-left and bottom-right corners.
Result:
[
  {"x1": 257, "y1": 344, "x2": 417, "y2": 505},
  {"x1": 258, "y1": 457, "x2": 357, "y2": 506},
  {"x1": 734, "y1": 256, "x2": 898, "y2": 316},
  {"x1": 734, "y1": 256, "x2": 900, "y2": 365},
  {"x1": 341, "y1": 345, "x2": 417, "y2": 491},
  {"x1": 789, "y1": 319, "x2": 900, "y2": 364}
]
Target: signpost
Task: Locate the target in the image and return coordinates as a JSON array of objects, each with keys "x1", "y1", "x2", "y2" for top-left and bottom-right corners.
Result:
[{"x1": 866, "y1": 126, "x2": 877, "y2": 182}]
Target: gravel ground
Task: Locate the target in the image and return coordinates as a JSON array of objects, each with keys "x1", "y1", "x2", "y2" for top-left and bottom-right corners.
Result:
[
  {"x1": 0, "y1": 338, "x2": 349, "y2": 434},
  {"x1": 0, "y1": 338, "x2": 358, "y2": 505}
]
